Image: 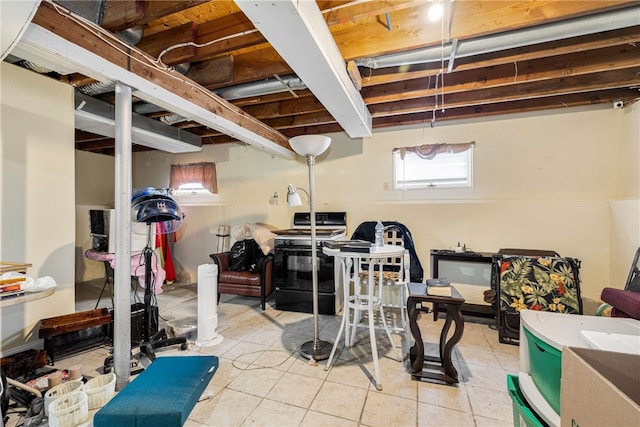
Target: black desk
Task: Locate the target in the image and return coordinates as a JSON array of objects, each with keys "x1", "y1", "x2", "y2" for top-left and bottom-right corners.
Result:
[{"x1": 407, "y1": 282, "x2": 465, "y2": 384}]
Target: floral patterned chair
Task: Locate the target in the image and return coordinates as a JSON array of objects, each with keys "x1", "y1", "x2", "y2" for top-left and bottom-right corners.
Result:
[{"x1": 494, "y1": 254, "x2": 583, "y2": 345}]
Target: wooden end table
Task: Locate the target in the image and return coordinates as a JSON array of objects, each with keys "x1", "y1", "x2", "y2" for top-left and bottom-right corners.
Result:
[{"x1": 407, "y1": 282, "x2": 465, "y2": 384}]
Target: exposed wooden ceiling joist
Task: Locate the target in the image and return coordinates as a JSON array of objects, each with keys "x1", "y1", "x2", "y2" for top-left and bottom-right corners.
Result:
[{"x1": 5, "y1": 0, "x2": 640, "y2": 156}]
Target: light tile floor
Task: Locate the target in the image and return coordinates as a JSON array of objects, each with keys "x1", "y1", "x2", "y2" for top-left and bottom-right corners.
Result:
[{"x1": 8, "y1": 280, "x2": 520, "y2": 427}]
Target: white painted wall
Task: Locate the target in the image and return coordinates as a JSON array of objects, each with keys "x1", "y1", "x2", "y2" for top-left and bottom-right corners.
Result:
[
  {"x1": 609, "y1": 101, "x2": 640, "y2": 288},
  {"x1": 126, "y1": 104, "x2": 640, "y2": 314},
  {"x1": 0, "y1": 62, "x2": 75, "y2": 354},
  {"x1": 75, "y1": 150, "x2": 115, "y2": 281}
]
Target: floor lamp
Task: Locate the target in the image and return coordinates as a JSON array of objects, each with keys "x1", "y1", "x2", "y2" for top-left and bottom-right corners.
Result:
[{"x1": 289, "y1": 135, "x2": 333, "y2": 361}]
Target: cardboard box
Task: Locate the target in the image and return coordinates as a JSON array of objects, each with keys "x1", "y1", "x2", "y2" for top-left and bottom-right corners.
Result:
[{"x1": 561, "y1": 346, "x2": 640, "y2": 427}]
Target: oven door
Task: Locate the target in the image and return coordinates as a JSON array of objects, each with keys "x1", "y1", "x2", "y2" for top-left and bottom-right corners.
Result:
[{"x1": 273, "y1": 244, "x2": 336, "y2": 314}]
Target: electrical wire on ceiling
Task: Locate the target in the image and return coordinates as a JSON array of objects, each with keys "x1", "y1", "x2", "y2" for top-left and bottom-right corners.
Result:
[
  {"x1": 156, "y1": 28, "x2": 259, "y2": 69},
  {"x1": 431, "y1": 0, "x2": 447, "y2": 128}
]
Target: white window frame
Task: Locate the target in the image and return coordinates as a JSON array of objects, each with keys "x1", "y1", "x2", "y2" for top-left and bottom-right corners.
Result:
[
  {"x1": 172, "y1": 183, "x2": 219, "y2": 206},
  {"x1": 393, "y1": 148, "x2": 473, "y2": 190}
]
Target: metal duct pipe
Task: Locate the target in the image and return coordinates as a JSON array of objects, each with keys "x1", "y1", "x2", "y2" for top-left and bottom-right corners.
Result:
[
  {"x1": 173, "y1": 62, "x2": 191, "y2": 75},
  {"x1": 56, "y1": 0, "x2": 104, "y2": 25},
  {"x1": 356, "y1": 5, "x2": 640, "y2": 69},
  {"x1": 78, "y1": 80, "x2": 116, "y2": 95},
  {"x1": 160, "y1": 113, "x2": 187, "y2": 125},
  {"x1": 19, "y1": 59, "x2": 52, "y2": 74},
  {"x1": 133, "y1": 74, "x2": 308, "y2": 115},
  {"x1": 115, "y1": 26, "x2": 143, "y2": 46},
  {"x1": 214, "y1": 74, "x2": 307, "y2": 101}
]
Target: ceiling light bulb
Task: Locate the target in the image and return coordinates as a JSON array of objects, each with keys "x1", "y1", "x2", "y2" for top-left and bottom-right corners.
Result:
[{"x1": 428, "y1": 3, "x2": 443, "y2": 22}]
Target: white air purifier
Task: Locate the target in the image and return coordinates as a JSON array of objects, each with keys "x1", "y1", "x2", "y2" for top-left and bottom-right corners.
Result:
[{"x1": 195, "y1": 263, "x2": 223, "y2": 347}]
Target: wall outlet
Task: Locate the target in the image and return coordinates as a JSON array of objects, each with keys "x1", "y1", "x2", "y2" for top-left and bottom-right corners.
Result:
[{"x1": 383, "y1": 182, "x2": 389, "y2": 191}]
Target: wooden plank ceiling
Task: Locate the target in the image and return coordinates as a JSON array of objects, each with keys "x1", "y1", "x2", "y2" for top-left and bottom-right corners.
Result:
[{"x1": 15, "y1": 0, "x2": 640, "y2": 154}]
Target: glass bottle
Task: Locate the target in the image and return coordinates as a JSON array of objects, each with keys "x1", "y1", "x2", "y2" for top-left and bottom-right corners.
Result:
[{"x1": 375, "y1": 221, "x2": 384, "y2": 247}]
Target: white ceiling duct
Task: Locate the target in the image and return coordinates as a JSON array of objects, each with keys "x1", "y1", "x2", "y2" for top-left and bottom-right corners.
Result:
[
  {"x1": 75, "y1": 92, "x2": 202, "y2": 153},
  {"x1": 356, "y1": 5, "x2": 640, "y2": 69}
]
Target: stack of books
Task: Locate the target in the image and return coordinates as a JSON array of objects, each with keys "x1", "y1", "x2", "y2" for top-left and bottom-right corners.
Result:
[
  {"x1": 325, "y1": 240, "x2": 373, "y2": 253},
  {"x1": 426, "y1": 278, "x2": 452, "y2": 296},
  {"x1": 1, "y1": 276, "x2": 26, "y2": 300}
]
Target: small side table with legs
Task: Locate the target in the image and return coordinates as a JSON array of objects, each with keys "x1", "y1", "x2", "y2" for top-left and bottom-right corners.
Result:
[{"x1": 407, "y1": 281, "x2": 465, "y2": 384}]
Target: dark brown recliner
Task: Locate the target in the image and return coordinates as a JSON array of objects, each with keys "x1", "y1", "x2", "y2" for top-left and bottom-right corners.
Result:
[{"x1": 209, "y1": 250, "x2": 274, "y2": 310}]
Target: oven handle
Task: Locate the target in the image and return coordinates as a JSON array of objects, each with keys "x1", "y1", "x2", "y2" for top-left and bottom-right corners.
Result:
[{"x1": 274, "y1": 246, "x2": 334, "y2": 258}]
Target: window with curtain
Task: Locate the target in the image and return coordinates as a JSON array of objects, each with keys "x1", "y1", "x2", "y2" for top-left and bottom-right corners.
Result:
[
  {"x1": 170, "y1": 162, "x2": 218, "y2": 194},
  {"x1": 393, "y1": 142, "x2": 475, "y2": 189}
]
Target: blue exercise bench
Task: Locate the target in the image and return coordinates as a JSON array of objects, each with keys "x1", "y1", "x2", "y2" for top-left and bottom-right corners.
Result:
[{"x1": 94, "y1": 356, "x2": 218, "y2": 427}]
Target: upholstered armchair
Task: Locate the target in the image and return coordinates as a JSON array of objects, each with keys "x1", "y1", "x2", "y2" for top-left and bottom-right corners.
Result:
[{"x1": 209, "y1": 248, "x2": 274, "y2": 310}]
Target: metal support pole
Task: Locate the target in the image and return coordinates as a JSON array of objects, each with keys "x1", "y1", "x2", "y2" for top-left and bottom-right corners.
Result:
[{"x1": 114, "y1": 83, "x2": 132, "y2": 390}]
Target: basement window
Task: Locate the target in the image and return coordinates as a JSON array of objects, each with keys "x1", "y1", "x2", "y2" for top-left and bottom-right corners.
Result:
[
  {"x1": 393, "y1": 142, "x2": 474, "y2": 190},
  {"x1": 170, "y1": 162, "x2": 219, "y2": 205}
]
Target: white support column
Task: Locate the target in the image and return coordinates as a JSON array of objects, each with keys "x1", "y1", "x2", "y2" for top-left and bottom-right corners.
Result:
[{"x1": 113, "y1": 83, "x2": 132, "y2": 390}]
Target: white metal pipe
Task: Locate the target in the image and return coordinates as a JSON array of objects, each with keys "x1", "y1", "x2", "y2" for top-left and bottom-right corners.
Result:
[
  {"x1": 215, "y1": 75, "x2": 307, "y2": 101},
  {"x1": 114, "y1": 83, "x2": 132, "y2": 391},
  {"x1": 307, "y1": 154, "x2": 320, "y2": 348},
  {"x1": 356, "y1": 6, "x2": 640, "y2": 69}
]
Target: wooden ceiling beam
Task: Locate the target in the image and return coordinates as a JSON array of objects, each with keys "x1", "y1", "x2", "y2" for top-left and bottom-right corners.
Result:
[
  {"x1": 101, "y1": 0, "x2": 208, "y2": 32},
  {"x1": 243, "y1": 97, "x2": 326, "y2": 120},
  {"x1": 359, "y1": 26, "x2": 640, "y2": 87},
  {"x1": 371, "y1": 89, "x2": 637, "y2": 128},
  {"x1": 367, "y1": 70, "x2": 640, "y2": 116},
  {"x1": 331, "y1": 1, "x2": 639, "y2": 61},
  {"x1": 363, "y1": 45, "x2": 640, "y2": 104},
  {"x1": 136, "y1": 22, "x2": 197, "y2": 66}
]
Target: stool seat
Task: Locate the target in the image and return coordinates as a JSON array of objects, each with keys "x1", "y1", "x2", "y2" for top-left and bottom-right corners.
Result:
[{"x1": 94, "y1": 356, "x2": 218, "y2": 427}]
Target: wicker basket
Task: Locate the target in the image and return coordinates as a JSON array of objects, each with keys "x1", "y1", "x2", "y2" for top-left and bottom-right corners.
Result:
[
  {"x1": 44, "y1": 380, "x2": 83, "y2": 416},
  {"x1": 47, "y1": 391, "x2": 88, "y2": 427},
  {"x1": 82, "y1": 372, "x2": 116, "y2": 409}
]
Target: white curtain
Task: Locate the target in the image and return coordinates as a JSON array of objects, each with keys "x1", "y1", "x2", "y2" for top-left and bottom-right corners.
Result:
[{"x1": 393, "y1": 141, "x2": 475, "y2": 160}]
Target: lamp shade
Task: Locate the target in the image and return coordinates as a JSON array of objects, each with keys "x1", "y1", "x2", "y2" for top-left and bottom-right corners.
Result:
[
  {"x1": 289, "y1": 135, "x2": 331, "y2": 156},
  {"x1": 286, "y1": 184, "x2": 303, "y2": 207},
  {"x1": 287, "y1": 192, "x2": 303, "y2": 207}
]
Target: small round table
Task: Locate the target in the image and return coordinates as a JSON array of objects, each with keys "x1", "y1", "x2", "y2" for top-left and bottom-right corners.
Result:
[
  {"x1": 406, "y1": 281, "x2": 465, "y2": 384},
  {"x1": 323, "y1": 244, "x2": 405, "y2": 390}
]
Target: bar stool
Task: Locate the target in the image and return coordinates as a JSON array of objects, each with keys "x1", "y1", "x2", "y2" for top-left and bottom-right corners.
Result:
[{"x1": 324, "y1": 245, "x2": 404, "y2": 390}]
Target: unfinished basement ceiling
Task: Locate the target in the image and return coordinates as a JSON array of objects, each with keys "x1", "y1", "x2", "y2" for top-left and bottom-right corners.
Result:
[{"x1": 5, "y1": 0, "x2": 640, "y2": 155}]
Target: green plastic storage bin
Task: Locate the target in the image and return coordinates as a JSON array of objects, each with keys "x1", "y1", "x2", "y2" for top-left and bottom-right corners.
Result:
[
  {"x1": 523, "y1": 327, "x2": 562, "y2": 415},
  {"x1": 507, "y1": 375, "x2": 547, "y2": 427}
]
